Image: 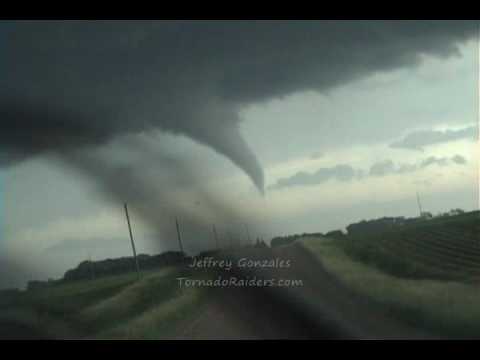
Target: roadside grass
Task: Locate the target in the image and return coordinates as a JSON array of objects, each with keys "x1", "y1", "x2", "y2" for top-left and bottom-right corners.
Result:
[
  {"x1": 77, "y1": 267, "x2": 184, "y2": 334},
  {"x1": 0, "y1": 271, "x2": 140, "y2": 338},
  {"x1": 0, "y1": 265, "x2": 214, "y2": 339},
  {"x1": 301, "y1": 237, "x2": 480, "y2": 338},
  {"x1": 79, "y1": 267, "x2": 214, "y2": 339},
  {"x1": 0, "y1": 306, "x2": 76, "y2": 339},
  {"x1": 97, "y1": 285, "x2": 209, "y2": 339},
  {"x1": 26, "y1": 272, "x2": 139, "y2": 317}
]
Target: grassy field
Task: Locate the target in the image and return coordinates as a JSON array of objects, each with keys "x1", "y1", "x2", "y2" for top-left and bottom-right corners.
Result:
[
  {"x1": 1, "y1": 212, "x2": 477, "y2": 339},
  {"x1": 0, "y1": 265, "x2": 212, "y2": 339},
  {"x1": 300, "y1": 219, "x2": 480, "y2": 338}
]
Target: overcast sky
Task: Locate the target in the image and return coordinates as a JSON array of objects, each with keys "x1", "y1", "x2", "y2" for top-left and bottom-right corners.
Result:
[{"x1": 0, "y1": 21, "x2": 478, "y2": 288}]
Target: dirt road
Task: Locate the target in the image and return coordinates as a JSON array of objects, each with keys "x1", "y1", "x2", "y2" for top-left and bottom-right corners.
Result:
[{"x1": 174, "y1": 243, "x2": 435, "y2": 339}]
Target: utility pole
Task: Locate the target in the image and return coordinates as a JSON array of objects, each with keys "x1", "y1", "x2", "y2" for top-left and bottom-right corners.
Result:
[
  {"x1": 416, "y1": 191, "x2": 423, "y2": 217},
  {"x1": 175, "y1": 217, "x2": 184, "y2": 254},
  {"x1": 124, "y1": 203, "x2": 140, "y2": 279},
  {"x1": 212, "y1": 224, "x2": 219, "y2": 250}
]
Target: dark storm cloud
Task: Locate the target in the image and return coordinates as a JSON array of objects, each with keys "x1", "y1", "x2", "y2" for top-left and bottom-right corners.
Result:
[
  {"x1": 396, "y1": 163, "x2": 418, "y2": 174},
  {"x1": 46, "y1": 238, "x2": 129, "y2": 255},
  {"x1": 369, "y1": 160, "x2": 421, "y2": 177},
  {"x1": 0, "y1": 100, "x2": 112, "y2": 166},
  {"x1": 1, "y1": 20, "x2": 478, "y2": 193},
  {"x1": 270, "y1": 164, "x2": 356, "y2": 189},
  {"x1": 451, "y1": 154, "x2": 467, "y2": 164},
  {"x1": 0, "y1": 255, "x2": 40, "y2": 289},
  {"x1": 389, "y1": 125, "x2": 477, "y2": 151},
  {"x1": 368, "y1": 154, "x2": 467, "y2": 177},
  {"x1": 310, "y1": 152, "x2": 324, "y2": 160},
  {"x1": 369, "y1": 160, "x2": 396, "y2": 177},
  {"x1": 57, "y1": 139, "x2": 268, "y2": 255},
  {"x1": 420, "y1": 156, "x2": 449, "y2": 168},
  {"x1": 272, "y1": 153, "x2": 468, "y2": 189}
]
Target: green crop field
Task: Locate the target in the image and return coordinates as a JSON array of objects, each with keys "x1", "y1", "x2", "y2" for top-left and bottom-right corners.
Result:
[
  {"x1": 300, "y1": 211, "x2": 480, "y2": 338},
  {"x1": 337, "y1": 211, "x2": 480, "y2": 282}
]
